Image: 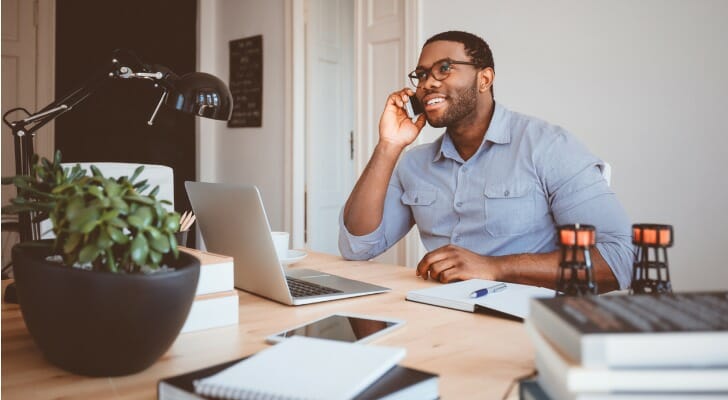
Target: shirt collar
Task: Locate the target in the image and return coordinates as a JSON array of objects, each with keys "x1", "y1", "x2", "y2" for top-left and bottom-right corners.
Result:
[{"x1": 432, "y1": 102, "x2": 510, "y2": 162}]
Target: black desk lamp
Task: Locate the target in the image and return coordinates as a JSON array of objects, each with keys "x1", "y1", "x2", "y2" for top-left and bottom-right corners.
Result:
[{"x1": 2, "y1": 49, "x2": 232, "y2": 242}]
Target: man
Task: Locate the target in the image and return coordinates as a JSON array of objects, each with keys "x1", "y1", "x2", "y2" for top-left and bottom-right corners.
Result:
[{"x1": 339, "y1": 31, "x2": 632, "y2": 292}]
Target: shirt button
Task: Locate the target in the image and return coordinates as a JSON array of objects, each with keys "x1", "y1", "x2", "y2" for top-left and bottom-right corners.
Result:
[
  {"x1": 456, "y1": 201, "x2": 463, "y2": 207},
  {"x1": 462, "y1": 167, "x2": 468, "y2": 173},
  {"x1": 504, "y1": 190, "x2": 510, "y2": 197},
  {"x1": 414, "y1": 197, "x2": 419, "y2": 203},
  {"x1": 453, "y1": 235, "x2": 459, "y2": 242}
]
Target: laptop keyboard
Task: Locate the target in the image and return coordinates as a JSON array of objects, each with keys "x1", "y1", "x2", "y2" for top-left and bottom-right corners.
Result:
[{"x1": 286, "y1": 276, "x2": 343, "y2": 297}]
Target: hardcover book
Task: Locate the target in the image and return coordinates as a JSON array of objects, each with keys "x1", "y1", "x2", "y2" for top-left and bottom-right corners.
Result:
[
  {"x1": 529, "y1": 292, "x2": 728, "y2": 368},
  {"x1": 525, "y1": 321, "x2": 728, "y2": 396}
]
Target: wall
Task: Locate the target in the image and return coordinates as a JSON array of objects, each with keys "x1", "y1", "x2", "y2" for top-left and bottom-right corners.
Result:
[
  {"x1": 419, "y1": 0, "x2": 728, "y2": 290},
  {"x1": 198, "y1": 0, "x2": 287, "y2": 231}
]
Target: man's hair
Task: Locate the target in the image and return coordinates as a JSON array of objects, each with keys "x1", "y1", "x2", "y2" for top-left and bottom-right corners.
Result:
[{"x1": 424, "y1": 31, "x2": 494, "y2": 97}]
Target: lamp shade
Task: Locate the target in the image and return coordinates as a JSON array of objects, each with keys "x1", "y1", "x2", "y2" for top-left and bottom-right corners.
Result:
[{"x1": 165, "y1": 72, "x2": 232, "y2": 121}]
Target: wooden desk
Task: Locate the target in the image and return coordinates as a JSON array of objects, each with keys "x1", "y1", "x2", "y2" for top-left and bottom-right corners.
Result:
[{"x1": 1, "y1": 252, "x2": 535, "y2": 399}]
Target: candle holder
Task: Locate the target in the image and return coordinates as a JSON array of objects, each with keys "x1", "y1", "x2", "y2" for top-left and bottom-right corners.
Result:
[
  {"x1": 556, "y1": 224, "x2": 598, "y2": 296},
  {"x1": 631, "y1": 223, "x2": 673, "y2": 294}
]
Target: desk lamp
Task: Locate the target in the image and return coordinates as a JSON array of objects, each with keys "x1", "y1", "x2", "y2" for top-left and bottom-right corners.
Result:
[{"x1": 2, "y1": 49, "x2": 232, "y2": 242}]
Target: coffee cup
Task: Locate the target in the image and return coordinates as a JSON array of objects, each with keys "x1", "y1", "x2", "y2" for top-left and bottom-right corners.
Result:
[{"x1": 271, "y1": 231, "x2": 290, "y2": 260}]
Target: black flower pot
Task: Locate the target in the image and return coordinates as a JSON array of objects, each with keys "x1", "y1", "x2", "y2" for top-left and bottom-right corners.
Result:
[{"x1": 11, "y1": 241, "x2": 200, "y2": 376}]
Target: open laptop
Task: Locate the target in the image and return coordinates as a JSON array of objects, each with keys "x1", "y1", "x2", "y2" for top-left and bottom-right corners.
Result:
[{"x1": 185, "y1": 181, "x2": 390, "y2": 305}]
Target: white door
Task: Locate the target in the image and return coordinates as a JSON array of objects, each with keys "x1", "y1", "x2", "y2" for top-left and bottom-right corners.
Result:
[
  {"x1": 353, "y1": 0, "x2": 420, "y2": 266},
  {"x1": 305, "y1": 0, "x2": 355, "y2": 254}
]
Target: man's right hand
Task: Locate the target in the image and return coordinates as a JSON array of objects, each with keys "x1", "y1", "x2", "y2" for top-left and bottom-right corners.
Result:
[{"x1": 379, "y1": 88, "x2": 427, "y2": 149}]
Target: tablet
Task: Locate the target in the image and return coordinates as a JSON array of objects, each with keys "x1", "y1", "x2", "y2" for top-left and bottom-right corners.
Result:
[{"x1": 265, "y1": 313, "x2": 405, "y2": 344}]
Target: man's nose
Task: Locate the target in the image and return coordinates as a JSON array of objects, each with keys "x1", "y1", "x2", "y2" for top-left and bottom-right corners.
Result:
[{"x1": 422, "y1": 73, "x2": 442, "y2": 90}]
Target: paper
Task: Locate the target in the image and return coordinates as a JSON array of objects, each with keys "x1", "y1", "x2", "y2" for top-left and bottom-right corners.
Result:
[{"x1": 407, "y1": 279, "x2": 555, "y2": 319}]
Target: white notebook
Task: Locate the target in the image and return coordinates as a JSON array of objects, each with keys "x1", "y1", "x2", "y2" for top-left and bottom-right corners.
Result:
[
  {"x1": 406, "y1": 279, "x2": 554, "y2": 320},
  {"x1": 193, "y1": 336, "x2": 406, "y2": 400}
]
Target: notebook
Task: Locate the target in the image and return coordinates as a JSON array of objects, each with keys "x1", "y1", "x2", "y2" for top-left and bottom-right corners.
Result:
[
  {"x1": 406, "y1": 279, "x2": 555, "y2": 321},
  {"x1": 159, "y1": 357, "x2": 439, "y2": 400},
  {"x1": 192, "y1": 336, "x2": 406, "y2": 400},
  {"x1": 185, "y1": 181, "x2": 390, "y2": 306}
]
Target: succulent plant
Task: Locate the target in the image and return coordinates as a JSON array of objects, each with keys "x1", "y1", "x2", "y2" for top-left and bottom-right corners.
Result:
[{"x1": 2, "y1": 151, "x2": 180, "y2": 273}]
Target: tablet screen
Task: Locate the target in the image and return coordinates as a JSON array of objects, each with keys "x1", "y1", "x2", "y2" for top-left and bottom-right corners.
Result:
[{"x1": 270, "y1": 314, "x2": 402, "y2": 343}]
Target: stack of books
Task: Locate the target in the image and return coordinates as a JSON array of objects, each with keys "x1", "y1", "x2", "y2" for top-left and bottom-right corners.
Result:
[
  {"x1": 158, "y1": 336, "x2": 439, "y2": 399},
  {"x1": 178, "y1": 247, "x2": 238, "y2": 333},
  {"x1": 522, "y1": 292, "x2": 728, "y2": 399}
]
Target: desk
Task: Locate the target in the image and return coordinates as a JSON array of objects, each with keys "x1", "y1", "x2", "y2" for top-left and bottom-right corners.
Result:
[{"x1": 1, "y1": 252, "x2": 535, "y2": 399}]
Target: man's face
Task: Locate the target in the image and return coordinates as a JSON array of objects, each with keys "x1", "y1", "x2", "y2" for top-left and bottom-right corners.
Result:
[{"x1": 415, "y1": 41, "x2": 480, "y2": 128}]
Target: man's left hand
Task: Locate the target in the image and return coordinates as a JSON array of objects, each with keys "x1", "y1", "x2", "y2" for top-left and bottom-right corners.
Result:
[{"x1": 416, "y1": 244, "x2": 502, "y2": 283}]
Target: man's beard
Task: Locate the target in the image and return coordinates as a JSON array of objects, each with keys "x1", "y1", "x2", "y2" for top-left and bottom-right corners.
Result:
[{"x1": 427, "y1": 79, "x2": 479, "y2": 128}]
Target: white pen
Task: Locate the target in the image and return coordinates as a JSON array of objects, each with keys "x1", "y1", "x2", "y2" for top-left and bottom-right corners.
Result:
[{"x1": 469, "y1": 283, "x2": 507, "y2": 298}]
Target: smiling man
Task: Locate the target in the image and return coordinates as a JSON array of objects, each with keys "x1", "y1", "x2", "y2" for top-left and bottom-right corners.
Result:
[{"x1": 338, "y1": 31, "x2": 633, "y2": 292}]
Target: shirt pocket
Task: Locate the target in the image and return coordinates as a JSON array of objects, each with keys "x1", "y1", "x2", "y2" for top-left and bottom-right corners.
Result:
[
  {"x1": 401, "y1": 189, "x2": 439, "y2": 232},
  {"x1": 483, "y1": 182, "x2": 535, "y2": 237}
]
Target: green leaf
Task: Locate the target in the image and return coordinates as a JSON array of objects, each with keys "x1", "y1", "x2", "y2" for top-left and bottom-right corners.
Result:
[
  {"x1": 149, "y1": 250, "x2": 162, "y2": 266},
  {"x1": 109, "y1": 217, "x2": 128, "y2": 229},
  {"x1": 78, "y1": 243, "x2": 99, "y2": 264},
  {"x1": 54, "y1": 149, "x2": 62, "y2": 165},
  {"x1": 104, "y1": 180, "x2": 121, "y2": 197},
  {"x1": 107, "y1": 225, "x2": 129, "y2": 245},
  {"x1": 105, "y1": 249, "x2": 118, "y2": 273},
  {"x1": 148, "y1": 229, "x2": 170, "y2": 253},
  {"x1": 124, "y1": 195, "x2": 155, "y2": 206},
  {"x1": 87, "y1": 185, "x2": 103, "y2": 198},
  {"x1": 129, "y1": 166, "x2": 144, "y2": 183},
  {"x1": 97, "y1": 228, "x2": 113, "y2": 249},
  {"x1": 90, "y1": 165, "x2": 103, "y2": 177},
  {"x1": 128, "y1": 206, "x2": 153, "y2": 229},
  {"x1": 130, "y1": 234, "x2": 149, "y2": 265},
  {"x1": 163, "y1": 213, "x2": 180, "y2": 232},
  {"x1": 149, "y1": 185, "x2": 160, "y2": 197},
  {"x1": 168, "y1": 232, "x2": 179, "y2": 258},
  {"x1": 110, "y1": 197, "x2": 129, "y2": 213}
]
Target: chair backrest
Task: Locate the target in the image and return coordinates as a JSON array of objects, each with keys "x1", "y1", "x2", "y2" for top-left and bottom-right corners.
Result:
[
  {"x1": 600, "y1": 162, "x2": 612, "y2": 186},
  {"x1": 41, "y1": 163, "x2": 174, "y2": 239}
]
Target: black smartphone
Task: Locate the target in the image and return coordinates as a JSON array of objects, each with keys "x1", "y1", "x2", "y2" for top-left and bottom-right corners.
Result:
[{"x1": 404, "y1": 96, "x2": 424, "y2": 119}]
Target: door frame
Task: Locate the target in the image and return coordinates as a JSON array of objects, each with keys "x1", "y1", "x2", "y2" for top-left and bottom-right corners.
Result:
[{"x1": 284, "y1": 0, "x2": 420, "y2": 261}]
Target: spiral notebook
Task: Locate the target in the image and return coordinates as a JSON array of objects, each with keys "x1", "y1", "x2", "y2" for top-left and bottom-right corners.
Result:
[{"x1": 193, "y1": 336, "x2": 406, "y2": 399}]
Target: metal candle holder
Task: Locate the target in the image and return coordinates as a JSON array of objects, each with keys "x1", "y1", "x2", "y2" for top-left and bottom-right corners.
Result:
[
  {"x1": 556, "y1": 224, "x2": 598, "y2": 296},
  {"x1": 631, "y1": 223, "x2": 673, "y2": 294}
]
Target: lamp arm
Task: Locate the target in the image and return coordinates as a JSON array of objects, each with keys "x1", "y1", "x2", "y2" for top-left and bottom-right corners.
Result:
[{"x1": 2, "y1": 49, "x2": 170, "y2": 242}]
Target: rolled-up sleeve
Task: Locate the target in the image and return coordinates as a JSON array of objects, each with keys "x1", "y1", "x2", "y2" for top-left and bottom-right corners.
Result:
[
  {"x1": 338, "y1": 169, "x2": 415, "y2": 260},
  {"x1": 539, "y1": 131, "x2": 634, "y2": 289}
]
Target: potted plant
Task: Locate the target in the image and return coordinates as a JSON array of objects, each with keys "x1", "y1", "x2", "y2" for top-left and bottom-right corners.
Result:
[{"x1": 2, "y1": 151, "x2": 200, "y2": 376}]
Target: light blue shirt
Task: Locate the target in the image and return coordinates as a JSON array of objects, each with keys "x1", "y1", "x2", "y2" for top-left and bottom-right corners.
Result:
[{"x1": 339, "y1": 103, "x2": 634, "y2": 289}]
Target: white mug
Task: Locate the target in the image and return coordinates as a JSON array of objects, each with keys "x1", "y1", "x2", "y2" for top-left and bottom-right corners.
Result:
[{"x1": 271, "y1": 231, "x2": 290, "y2": 260}]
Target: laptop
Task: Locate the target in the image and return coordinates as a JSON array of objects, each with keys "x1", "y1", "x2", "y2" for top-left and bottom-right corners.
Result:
[{"x1": 185, "y1": 181, "x2": 390, "y2": 305}]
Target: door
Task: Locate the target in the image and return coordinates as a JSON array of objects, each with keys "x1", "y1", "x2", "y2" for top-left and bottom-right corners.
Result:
[
  {"x1": 305, "y1": 0, "x2": 355, "y2": 254},
  {"x1": 353, "y1": 0, "x2": 420, "y2": 266}
]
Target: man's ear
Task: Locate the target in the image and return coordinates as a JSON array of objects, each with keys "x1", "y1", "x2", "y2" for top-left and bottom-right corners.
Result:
[{"x1": 478, "y1": 67, "x2": 495, "y2": 93}]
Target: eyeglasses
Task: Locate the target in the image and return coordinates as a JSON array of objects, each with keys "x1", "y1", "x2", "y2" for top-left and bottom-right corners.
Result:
[{"x1": 408, "y1": 58, "x2": 482, "y2": 87}]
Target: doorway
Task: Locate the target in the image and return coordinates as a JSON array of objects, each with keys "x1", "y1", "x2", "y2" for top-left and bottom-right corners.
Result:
[{"x1": 304, "y1": 0, "x2": 355, "y2": 254}]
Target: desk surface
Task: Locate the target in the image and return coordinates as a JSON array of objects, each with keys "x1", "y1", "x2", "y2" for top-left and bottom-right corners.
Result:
[{"x1": 1, "y1": 251, "x2": 534, "y2": 399}]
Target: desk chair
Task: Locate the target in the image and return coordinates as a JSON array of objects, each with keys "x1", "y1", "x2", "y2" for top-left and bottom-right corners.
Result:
[{"x1": 39, "y1": 162, "x2": 174, "y2": 239}]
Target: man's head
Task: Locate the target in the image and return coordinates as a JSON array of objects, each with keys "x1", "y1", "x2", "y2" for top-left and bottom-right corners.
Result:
[{"x1": 411, "y1": 31, "x2": 495, "y2": 128}]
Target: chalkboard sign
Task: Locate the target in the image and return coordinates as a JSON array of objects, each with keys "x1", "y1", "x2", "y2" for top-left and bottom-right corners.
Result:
[{"x1": 228, "y1": 35, "x2": 263, "y2": 127}]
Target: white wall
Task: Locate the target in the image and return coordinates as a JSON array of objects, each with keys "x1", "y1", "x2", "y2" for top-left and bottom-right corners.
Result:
[
  {"x1": 198, "y1": 0, "x2": 287, "y2": 230},
  {"x1": 420, "y1": 0, "x2": 728, "y2": 291}
]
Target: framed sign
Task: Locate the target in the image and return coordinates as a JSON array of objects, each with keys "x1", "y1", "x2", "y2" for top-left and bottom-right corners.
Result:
[{"x1": 228, "y1": 35, "x2": 263, "y2": 127}]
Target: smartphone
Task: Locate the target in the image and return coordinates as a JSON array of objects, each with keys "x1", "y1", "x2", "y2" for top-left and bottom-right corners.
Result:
[
  {"x1": 404, "y1": 96, "x2": 424, "y2": 120},
  {"x1": 265, "y1": 313, "x2": 405, "y2": 344}
]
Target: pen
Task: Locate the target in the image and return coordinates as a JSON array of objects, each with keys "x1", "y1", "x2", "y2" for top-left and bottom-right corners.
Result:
[{"x1": 469, "y1": 283, "x2": 507, "y2": 298}]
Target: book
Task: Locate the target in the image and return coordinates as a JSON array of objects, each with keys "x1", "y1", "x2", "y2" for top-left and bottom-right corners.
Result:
[
  {"x1": 180, "y1": 290, "x2": 239, "y2": 334},
  {"x1": 406, "y1": 279, "x2": 554, "y2": 320},
  {"x1": 192, "y1": 336, "x2": 406, "y2": 399},
  {"x1": 179, "y1": 247, "x2": 234, "y2": 296},
  {"x1": 519, "y1": 378, "x2": 727, "y2": 400},
  {"x1": 159, "y1": 357, "x2": 438, "y2": 400},
  {"x1": 529, "y1": 292, "x2": 728, "y2": 368},
  {"x1": 524, "y1": 321, "x2": 728, "y2": 395}
]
